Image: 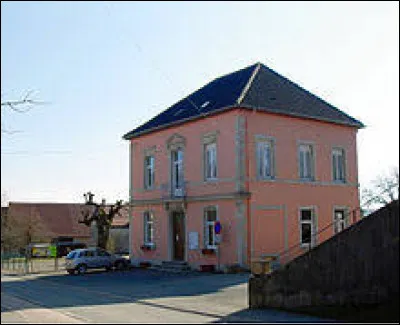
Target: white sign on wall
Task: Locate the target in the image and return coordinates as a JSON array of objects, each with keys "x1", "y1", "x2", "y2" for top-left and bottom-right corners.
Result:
[{"x1": 188, "y1": 231, "x2": 199, "y2": 250}]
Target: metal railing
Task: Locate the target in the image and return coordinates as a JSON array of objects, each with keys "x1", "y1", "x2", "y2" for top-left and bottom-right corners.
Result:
[
  {"x1": 161, "y1": 181, "x2": 187, "y2": 200},
  {"x1": 250, "y1": 200, "x2": 383, "y2": 276},
  {"x1": 1, "y1": 252, "x2": 65, "y2": 275}
]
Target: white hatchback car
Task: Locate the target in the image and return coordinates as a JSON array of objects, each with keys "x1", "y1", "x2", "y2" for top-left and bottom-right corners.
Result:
[{"x1": 65, "y1": 248, "x2": 129, "y2": 275}]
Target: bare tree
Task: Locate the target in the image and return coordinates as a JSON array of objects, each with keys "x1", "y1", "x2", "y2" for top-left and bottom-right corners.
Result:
[
  {"x1": 362, "y1": 166, "x2": 399, "y2": 210},
  {"x1": 1, "y1": 206, "x2": 50, "y2": 255},
  {"x1": 79, "y1": 192, "x2": 125, "y2": 249},
  {"x1": 1, "y1": 90, "x2": 46, "y2": 134}
]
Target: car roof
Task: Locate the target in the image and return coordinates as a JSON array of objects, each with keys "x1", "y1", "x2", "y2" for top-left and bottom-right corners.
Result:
[{"x1": 70, "y1": 247, "x2": 104, "y2": 253}]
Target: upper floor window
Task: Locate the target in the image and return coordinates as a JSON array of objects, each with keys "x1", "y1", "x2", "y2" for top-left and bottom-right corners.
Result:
[
  {"x1": 171, "y1": 149, "x2": 184, "y2": 193},
  {"x1": 300, "y1": 208, "x2": 317, "y2": 247},
  {"x1": 257, "y1": 140, "x2": 275, "y2": 179},
  {"x1": 204, "y1": 207, "x2": 217, "y2": 249},
  {"x1": 144, "y1": 155, "x2": 155, "y2": 189},
  {"x1": 298, "y1": 144, "x2": 315, "y2": 180},
  {"x1": 332, "y1": 148, "x2": 346, "y2": 182},
  {"x1": 205, "y1": 143, "x2": 217, "y2": 180},
  {"x1": 144, "y1": 211, "x2": 154, "y2": 245},
  {"x1": 333, "y1": 209, "x2": 348, "y2": 234}
]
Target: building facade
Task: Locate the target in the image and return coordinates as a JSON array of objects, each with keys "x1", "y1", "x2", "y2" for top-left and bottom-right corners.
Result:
[
  {"x1": 124, "y1": 62, "x2": 364, "y2": 271},
  {"x1": 4, "y1": 202, "x2": 130, "y2": 253}
]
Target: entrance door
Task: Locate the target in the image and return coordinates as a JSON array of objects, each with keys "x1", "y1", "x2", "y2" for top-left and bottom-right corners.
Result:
[{"x1": 172, "y1": 211, "x2": 185, "y2": 261}]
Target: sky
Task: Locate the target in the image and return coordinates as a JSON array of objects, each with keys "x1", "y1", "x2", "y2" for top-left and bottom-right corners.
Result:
[{"x1": 1, "y1": 1, "x2": 399, "y2": 205}]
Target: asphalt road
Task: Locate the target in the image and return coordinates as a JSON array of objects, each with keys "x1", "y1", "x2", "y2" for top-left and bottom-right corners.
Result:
[{"x1": 1, "y1": 269, "x2": 336, "y2": 323}]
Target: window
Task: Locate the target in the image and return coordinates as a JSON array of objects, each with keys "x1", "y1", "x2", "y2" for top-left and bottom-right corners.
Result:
[
  {"x1": 66, "y1": 251, "x2": 76, "y2": 259},
  {"x1": 257, "y1": 141, "x2": 274, "y2": 179},
  {"x1": 334, "y1": 209, "x2": 347, "y2": 234},
  {"x1": 299, "y1": 144, "x2": 314, "y2": 180},
  {"x1": 205, "y1": 143, "x2": 217, "y2": 180},
  {"x1": 204, "y1": 207, "x2": 217, "y2": 249},
  {"x1": 97, "y1": 249, "x2": 111, "y2": 257},
  {"x1": 332, "y1": 148, "x2": 346, "y2": 182},
  {"x1": 144, "y1": 156, "x2": 155, "y2": 189},
  {"x1": 300, "y1": 208, "x2": 316, "y2": 247},
  {"x1": 83, "y1": 250, "x2": 95, "y2": 257},
  {"x1": 172, "y1": 149, "x2": 184, "y2": 192},
  {"x1": 144, "y1": 211, "x2": 154, "y2": 245}
]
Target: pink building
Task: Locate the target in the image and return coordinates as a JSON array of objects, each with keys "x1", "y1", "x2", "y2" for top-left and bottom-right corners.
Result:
[{"x1": 123, "y1": 62, "x2": 364, "y2": 271}]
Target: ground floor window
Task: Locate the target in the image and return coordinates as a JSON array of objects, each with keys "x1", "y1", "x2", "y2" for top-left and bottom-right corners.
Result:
[
  {"x1": 300, "y1": 207, "x2": 316, "y2": 247},
  {"x1": 204, "y1": 206, "x2": 217, "y2": 249},
  {"x1": 144, "y1": 211, "x2": 154, "y2": 245},
  {"x1": 334, "y1": 208, "x2": 348, "y2": 234}
]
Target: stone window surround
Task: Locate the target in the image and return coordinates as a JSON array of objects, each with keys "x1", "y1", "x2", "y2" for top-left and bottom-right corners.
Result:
[
  {"x1": 254, "y1": 134, "x2": 276, "y2": 180},
  {"x1": 332, "y1": 205, "x2": 350, "y2": 234},
  {"x1": 203, "y1": 205, "x2": 219, "y2": 250},
  {"x1": 202, "y1": 131, "x2": 219, "y2": 182},
  {"x1": 298, "y1": 206, "x2": 318, "y2": 248},
  {"x1": 297, "y1": 140, "x2": 316, "y2": 181},
  {"x1": 143, "y1": 210, "x2": 155, "y2": 246},
  {"x1": 331, "y1": 146, "x2": 347, "y2": 183}
]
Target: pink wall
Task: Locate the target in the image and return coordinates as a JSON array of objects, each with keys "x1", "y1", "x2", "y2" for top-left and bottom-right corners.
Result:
[
  {"x1": 130, "y1": 111, "x2": 239, "y2": 267},
  {"x1": 129, "y1": 108, "x2": 361, "y2": 268},
  {"x1": 131, "y1": 111, "x2": 237, "y2": 201},
  {"x1": 244, "y1": 109, "x2": 360, "y2": 263}
]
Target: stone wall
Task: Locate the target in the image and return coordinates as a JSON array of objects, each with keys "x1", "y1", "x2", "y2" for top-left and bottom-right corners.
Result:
[{"x1": 249, "y1": 200, "x2": 399, "y2": 309}]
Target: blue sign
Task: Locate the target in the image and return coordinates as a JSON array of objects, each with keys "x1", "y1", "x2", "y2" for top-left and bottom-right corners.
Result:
[{"x1": 214, "y1": 221, "x2": 221, "y2": 234}]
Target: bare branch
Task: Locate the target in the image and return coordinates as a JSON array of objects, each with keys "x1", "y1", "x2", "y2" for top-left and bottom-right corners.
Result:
[
  {"x1": 79, "y1": 194, "x2": 127, "y2": 249},
  {"x1": 1, "y1": 128, "x2": 23, "y2": 135},
  {"x1": 361, "y1": 166, "x2": 399, "y2": 209},
  {"x1": 1, "y1": 90, "x2": 49, "y2": 113}
]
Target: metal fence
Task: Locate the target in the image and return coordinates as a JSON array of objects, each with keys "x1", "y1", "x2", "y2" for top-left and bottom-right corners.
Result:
[{"x1": 1, "y1": 253, "x2": 65, "y2": 275}]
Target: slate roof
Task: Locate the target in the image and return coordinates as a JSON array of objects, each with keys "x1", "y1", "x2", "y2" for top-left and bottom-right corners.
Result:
[{"x1": 123, "y1": 62, "x2": 364, "y2": 140}]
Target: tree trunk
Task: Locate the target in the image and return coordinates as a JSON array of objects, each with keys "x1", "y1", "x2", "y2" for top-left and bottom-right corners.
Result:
[{"x1": 97, "y1": 224, "x2": 110, "y2": 249}]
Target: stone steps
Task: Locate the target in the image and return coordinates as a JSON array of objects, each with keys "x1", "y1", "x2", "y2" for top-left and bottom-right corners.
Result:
[{"x1": 149, "y1": 260, "x2": 192, "y2": 274}]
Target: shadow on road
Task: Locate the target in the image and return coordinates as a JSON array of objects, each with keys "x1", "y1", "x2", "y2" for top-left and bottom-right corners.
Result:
[
  {"x1": 2, "y1": 269, "x2": 336, "y2": 323},
  {"x1": 212, "y1": 307, "x2": 339, "y2": 323},
  {"x1": 2, "y1": 269, "x2": 248, "y2": 312}
]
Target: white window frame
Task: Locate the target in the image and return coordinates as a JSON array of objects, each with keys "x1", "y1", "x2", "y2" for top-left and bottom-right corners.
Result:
[
  {"x1": 298, "y1": 143, "x2": 315, "y2": 180},
  {"x1": 257, "y1": 140, "x2": 275, "y2": 179},
  {"x1": 144, "y1": 155, "x2": 155, "y2": 189},
  {"x1": 332, "y1": 147, "x2": 346, "y2": 183},
  {"x1": 171, "y1": 149, "x2": 184, "y2": 192},
  {"x1": 299, "y1": 207, "x2": 317, "y2": 248},
  {"x1": 205, "y1": 142, "x2": 218, "y2": 180},
  {"x1": 143, "y1": 211, "x2": 154, "y2": 246},
  {"x1": 204, "y1": 206, "x2": 218, "y2": 249},
  {"x1": 333, "y1": 207, "x2": 349, "y2": 234}
]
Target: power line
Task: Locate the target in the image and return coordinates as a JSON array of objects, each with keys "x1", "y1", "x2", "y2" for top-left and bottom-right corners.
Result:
[{"x1": 1, "y1": 150, "x2": 73, "y2": 156}]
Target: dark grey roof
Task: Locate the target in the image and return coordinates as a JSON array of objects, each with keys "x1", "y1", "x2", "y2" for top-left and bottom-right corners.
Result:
[{"x1": 123, "y1": 62, "x2": 364, "y2": 140}]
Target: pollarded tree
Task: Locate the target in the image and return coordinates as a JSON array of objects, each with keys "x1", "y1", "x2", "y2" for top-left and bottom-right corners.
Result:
[{"x1": 79, "y1": 192, "x2": 125, "y2": 249}]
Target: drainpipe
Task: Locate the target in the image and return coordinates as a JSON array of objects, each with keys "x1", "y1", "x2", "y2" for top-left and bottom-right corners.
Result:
[
  {"x1": 244, "y1": 110, "x2": 251, "y2": 268},
  {"x1": 129, "y1": 141, "x2": 134, "y2": 263}
]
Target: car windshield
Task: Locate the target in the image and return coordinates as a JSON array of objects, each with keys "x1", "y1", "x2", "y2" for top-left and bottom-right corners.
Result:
[{"x1": 66, "y1": 251, "x2": 76, "y2": 259}]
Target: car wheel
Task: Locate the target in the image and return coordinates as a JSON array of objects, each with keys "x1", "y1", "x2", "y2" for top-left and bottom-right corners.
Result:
[
  {"x1": 76, "y1": 264, "x2": 87, "y2": 275},
  {"x1": 114, "y1": 261, "x2": 126, "y2": 271},
  {"x1": 67, "y1": 270, "x2": 75, "y2": 275},
  {"x1": 105, "y1": 265, "x2": 112, "y2": 272}
]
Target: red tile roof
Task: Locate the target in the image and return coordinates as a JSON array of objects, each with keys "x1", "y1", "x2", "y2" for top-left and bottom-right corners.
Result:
[{"x1": 7, "y1": 202, "x2": 130, "y2": 238}]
